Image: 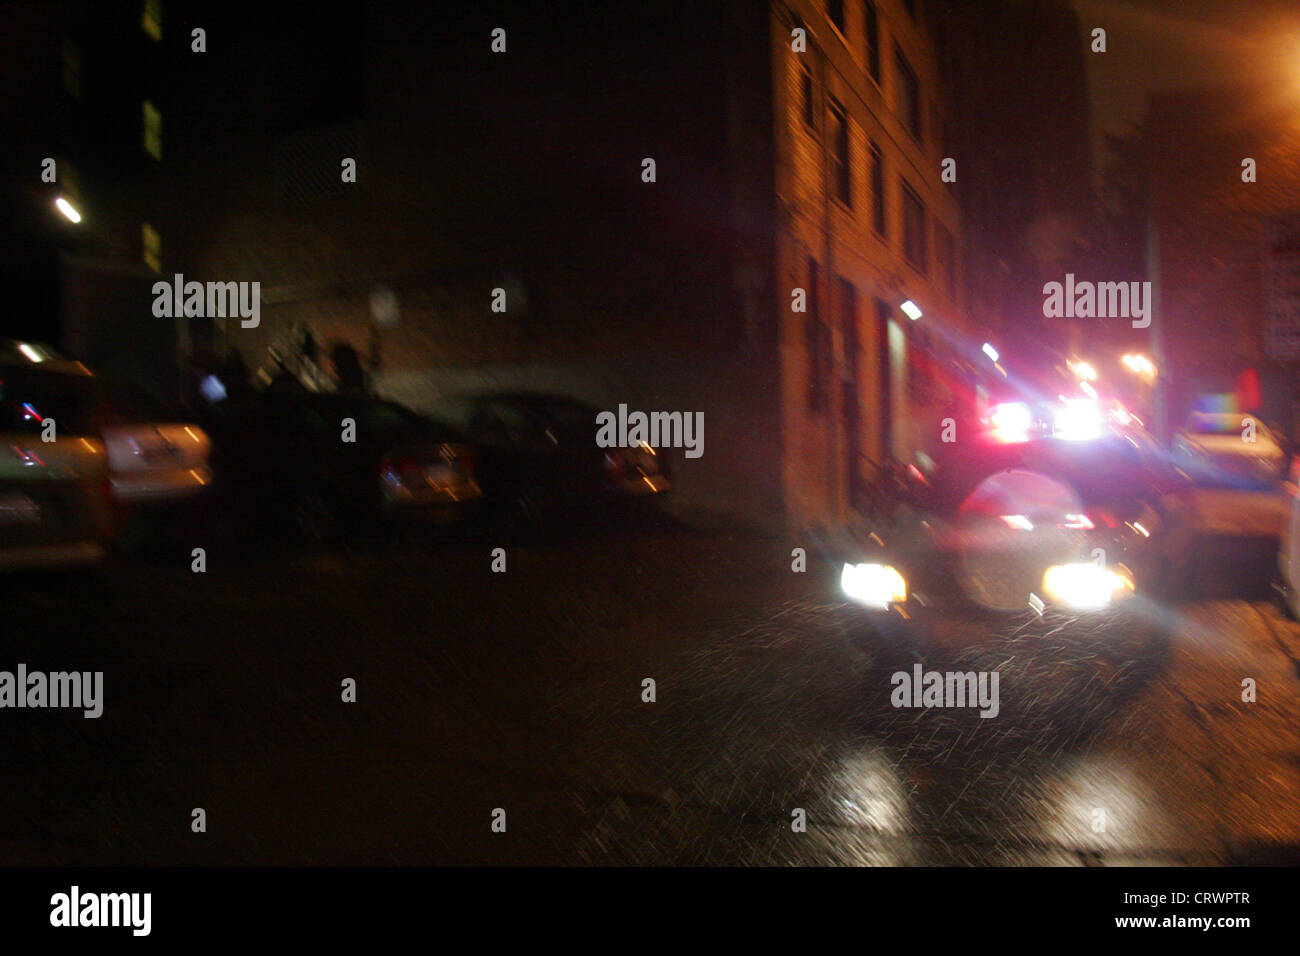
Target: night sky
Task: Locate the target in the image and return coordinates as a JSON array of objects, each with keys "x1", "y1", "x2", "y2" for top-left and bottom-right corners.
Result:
[{"x1": 1074, "y1": 0, "x2": 1300, "y2": 167}]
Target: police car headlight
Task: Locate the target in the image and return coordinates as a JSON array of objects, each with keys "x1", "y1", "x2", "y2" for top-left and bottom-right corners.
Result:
[
  {"x1": 1041, "y1": 563, "x2": 1134, "y2": 610},
  {"x1": 841, "y1": 563, "x2": 907, "y2": 609}
]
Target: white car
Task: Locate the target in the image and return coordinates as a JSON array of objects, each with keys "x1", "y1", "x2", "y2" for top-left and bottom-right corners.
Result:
[
  {"x1": 1172, "y1": 412, "x2": 1286, "y2": 489},
  {"x1": 95, "y1": 380, "x2": 212, "y2": 504},
  {"x1": 0, "y1": 346, "x2": 111, "y2": 570}
]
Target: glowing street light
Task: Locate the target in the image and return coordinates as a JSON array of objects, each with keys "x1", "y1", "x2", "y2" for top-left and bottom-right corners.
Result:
[
  {"x1": 1121, "y1": 353, "x2": 1156, "y2": 379},
  {"x1": 54, "y1": 196, "x2": 82, "y2": 223},
  {"x1": 981, "y1": 342, "x2": 999, "y2": 362},
  {"x1": 900, "y1": 300, "x2": 922, "y2": 321},
  {"x1": 1068, "y1": 359, "x2": 1097, "y2": 382}
]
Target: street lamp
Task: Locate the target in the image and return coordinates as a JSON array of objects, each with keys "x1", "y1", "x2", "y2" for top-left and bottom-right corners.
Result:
[
  {"x1": 1067, "y1": 358, "x2": 1097, "y2": 382},
  {"x1": 54, "y1": 196, "x2": 81, "y2": 223},
  {"x1": 900, "y1": 299, "x2": 922, "y2": 321},
  {"x1": 1121, "y1": 353, "x2": 1156, "y2": 380}
]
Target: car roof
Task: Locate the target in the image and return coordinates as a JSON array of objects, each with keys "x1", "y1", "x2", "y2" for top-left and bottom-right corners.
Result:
[
  {"x1": 0, "y1": 359, "x2": 94, "y2": 377},
  {"x1": 0, "y1": 340, "x2": 91, "y2": 376}
]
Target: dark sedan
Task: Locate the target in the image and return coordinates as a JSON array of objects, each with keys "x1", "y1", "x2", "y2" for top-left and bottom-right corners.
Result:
[
  {"x1": 456, "y1": 392, "x2": 671, "y2": 527},
  {"x1": 205, "y1": 391, "x2": 480, "y2": 542}
]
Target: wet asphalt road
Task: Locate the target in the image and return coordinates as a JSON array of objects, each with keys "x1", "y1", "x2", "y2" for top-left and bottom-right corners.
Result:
[{"x1": 1, "y1": 497, "x2": 1298, "y2": 865}]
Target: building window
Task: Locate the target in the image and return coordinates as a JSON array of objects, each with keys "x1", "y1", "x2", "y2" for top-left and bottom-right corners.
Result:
[
  {"x1": 902, "y1": 181, "x2": 927, "y2": 273},
  {"x1": 863, "y1": 1, "x2": 881, "y2": 84},
  {"x1": 806, "y1": 257, "x2": 831, "y2": 414},
  {"x1": 827, "y1": 0, "x2": 846, "y2": 36},
  {"x1": 894, "y1": 45, "x2": 922, "y2": 143},
  {"x1": 62, "y1": 38, "x2": 80, "y2": 99},
  {"x1": 870, "y1": 140, "x2": 886, "y2": 237},
  {"x1": 935, "y1": 219, "x2": 956, "y2": 298},
  {"x1": 142, "y1": 223, "x2": 161, "y2": 273},
  {"x1": 142, "y1": 0, "x2": 162, "y2": 42},
  {"x1": 830, "y1": 99, "x2": 851, "y2": 207},
  {"x1": 142, "y1": 101, "x2": 162, "y2": 160},
  {"x1": 931, "y1": 101, "x2": 946, "y2": 158},
  {"x1": 800, "y1": 63, "x2": 817, "y2": 132}
]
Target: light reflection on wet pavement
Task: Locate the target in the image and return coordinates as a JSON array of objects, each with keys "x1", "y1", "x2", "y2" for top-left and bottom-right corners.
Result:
[
  {"x1": 578, "y1": 589, "x2": 1300, "y2": 865},
  {"x1": 2, "y1": 520, "x2": 1298, "y2": 865}
]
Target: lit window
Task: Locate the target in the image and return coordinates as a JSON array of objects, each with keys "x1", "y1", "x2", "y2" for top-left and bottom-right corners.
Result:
[
  {"x1": 142, "y1": 101, "x2": 162, "y2": 160},
  {"x1": 142, "y1": 0, "x2": 162, "y2": 41},
  {"x1": 142, "y1": 223, "x2": 161, "y2": 273}
]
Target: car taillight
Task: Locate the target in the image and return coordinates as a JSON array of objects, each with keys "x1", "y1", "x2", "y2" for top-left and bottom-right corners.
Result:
[{"x1": 1088, "y1": 508, "x2": 1119, "y2": 529}]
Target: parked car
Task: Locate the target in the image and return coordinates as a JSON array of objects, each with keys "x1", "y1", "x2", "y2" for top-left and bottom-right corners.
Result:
[
  {"x1": 0, "y1": 343, "x2": 111, "y2": 570},
  {"x1": 205, "y1": 391, "x2": 481, "y2": 542},
  {"x1": 94, "y1": 379, "x2": 212, "y2": 505},
  {"x1": 456, "y1": 392, "x2": 671, "y2": 526},
  {"x1": 1172, "y1": 411, "x2": 1286, "y2": 489}
]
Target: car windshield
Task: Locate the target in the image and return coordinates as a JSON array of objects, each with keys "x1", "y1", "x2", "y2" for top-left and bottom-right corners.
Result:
[{"x1": 0, "y1": 369, "x2": 95, "y2": 436}]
